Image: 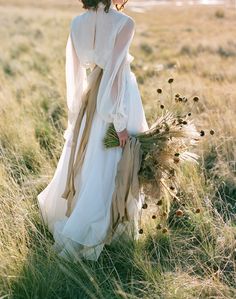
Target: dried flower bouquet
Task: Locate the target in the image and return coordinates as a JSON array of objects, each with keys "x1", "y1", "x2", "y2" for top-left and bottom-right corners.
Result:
[{"x1": 103, "y1": 78, "x2": 214, "y2": 233}]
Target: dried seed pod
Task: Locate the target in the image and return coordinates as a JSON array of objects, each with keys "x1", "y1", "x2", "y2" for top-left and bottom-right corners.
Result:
[
  {"x1": 210, "y1": 129, "x2": 215, "y2": 135},
  {"x1": 165, "y1": 125, "x2": 170, "y2": 132},
  {"x1": 142, "y1": 203, "x2": 148, "y2": 209},
  {"x1": 168, "y1": 78, "x2": 174, "y2": 84},
  {"x1": 162, "y1": 227, "x2": 168, "y2": 233},
  {"x1": 200, "y1": 130, "x2": 205, "y2": 136},
  {"x1": 176, "y1": 209, "x2": 184, "y2": 216},
  {"x1": 193, "y1": 96, "x2": 199, "y2": 102}
]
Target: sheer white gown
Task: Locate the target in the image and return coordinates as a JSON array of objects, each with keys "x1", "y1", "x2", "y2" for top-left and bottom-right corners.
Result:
[{"x1": 37, "y1": 2, "x2": 149, "y2": 261}]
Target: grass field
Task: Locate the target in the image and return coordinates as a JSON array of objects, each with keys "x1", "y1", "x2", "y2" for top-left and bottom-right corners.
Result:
[{"x1": 0, "y1": 1, "x2": 236, "y2": 298}]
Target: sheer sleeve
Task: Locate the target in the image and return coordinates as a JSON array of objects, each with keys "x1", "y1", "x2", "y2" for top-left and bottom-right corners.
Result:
[
  {"x1": 63, "y1": 32, "x2": 87, "y2": 144},
  {"x1": 96, "y1": 17, "x2": 135, "y2": 132}
]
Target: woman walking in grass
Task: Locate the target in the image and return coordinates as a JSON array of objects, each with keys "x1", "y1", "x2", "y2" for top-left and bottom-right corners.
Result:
[{"x1": 37, "y1": 0, "x2": 148, "y2": 261}]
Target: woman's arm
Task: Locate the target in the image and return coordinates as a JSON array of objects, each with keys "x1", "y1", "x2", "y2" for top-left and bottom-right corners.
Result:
[
  {"x1": 96, "y1": 17, "x2": 135, "y2": 138},
  {"x1": 63, "y1": 32, "x2": 87, "y2": 145}
]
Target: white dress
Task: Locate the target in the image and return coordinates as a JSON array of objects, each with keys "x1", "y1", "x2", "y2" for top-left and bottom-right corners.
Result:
[{"x1": 37, "y1": 2, "x2": 149, "y2": 261}]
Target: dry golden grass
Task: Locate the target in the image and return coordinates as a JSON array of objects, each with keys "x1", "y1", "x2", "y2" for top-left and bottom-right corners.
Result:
[{"x1": 0, "y1": 1, "x2": 235, "y2": 298}]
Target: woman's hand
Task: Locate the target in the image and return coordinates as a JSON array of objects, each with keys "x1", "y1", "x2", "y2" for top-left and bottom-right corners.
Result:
[{"x1": 117, "y1": 128, "x2": 129, "y2": 148}]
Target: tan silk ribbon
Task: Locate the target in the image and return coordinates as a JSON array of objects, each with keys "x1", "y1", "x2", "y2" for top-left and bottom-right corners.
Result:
[
  {"x1": 104, "y1": 136, "x2": 143, "y2": 245},
  {"x1": 61, "y1": 65, "x2": 103, "y2": 217}
]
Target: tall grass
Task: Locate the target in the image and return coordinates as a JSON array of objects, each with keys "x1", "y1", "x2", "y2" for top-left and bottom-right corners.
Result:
[{"x1": 0, "y1": 2, "x2": 235, "y2": 298}]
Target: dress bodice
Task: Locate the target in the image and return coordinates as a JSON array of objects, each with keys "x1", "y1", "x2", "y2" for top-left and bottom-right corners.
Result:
[
  {"x1": 65, "y1": 2, "x2": 136, "y2": 133},
  {"x1": 70, "y1": 2, "x2": 134, "y2": 69}
]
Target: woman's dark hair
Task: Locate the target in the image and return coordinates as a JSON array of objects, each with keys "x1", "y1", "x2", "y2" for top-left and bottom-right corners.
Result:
[{"x1": 80, "y1": 0, "x2": 128, "y2": 13}]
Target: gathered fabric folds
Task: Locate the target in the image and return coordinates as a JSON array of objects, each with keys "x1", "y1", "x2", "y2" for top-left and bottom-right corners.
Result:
[{"x1": 104, "y1": 137, "x2": 142, "y2": 244}]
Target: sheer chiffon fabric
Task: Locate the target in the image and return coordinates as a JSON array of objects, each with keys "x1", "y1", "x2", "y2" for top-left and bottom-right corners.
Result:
[{"x1": 37, "y1": 2, "x2": 149, "y2": 261}]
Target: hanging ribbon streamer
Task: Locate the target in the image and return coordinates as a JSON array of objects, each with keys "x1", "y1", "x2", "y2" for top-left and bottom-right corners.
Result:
[{"x1": 61, "y1": 65, "x2": 103, "y2": 217}]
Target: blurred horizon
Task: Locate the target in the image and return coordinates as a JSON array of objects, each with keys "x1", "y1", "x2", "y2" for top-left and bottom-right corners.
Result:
[
  {"x1": 0, "y1": 0, "x2": 235, "y2": 6},
  {"x1": 129, "y1": 0, "x2": 236, "y2": 13}
]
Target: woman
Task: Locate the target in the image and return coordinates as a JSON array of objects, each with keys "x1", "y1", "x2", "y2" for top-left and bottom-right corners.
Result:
[{"x1": 37, "y1": 0, "x2": 149, "y2": 261}]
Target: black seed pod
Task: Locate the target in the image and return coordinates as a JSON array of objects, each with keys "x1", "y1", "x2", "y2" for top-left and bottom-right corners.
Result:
[
  {"x1": 139, "y1": 228, "x2": 144, "y2": 234},
  {"x1": 142, "y1": 203, "x2": 148, "y2": 209},
  {"x1": 200, "y1": 130, "x2": 205, "y2": 136}
]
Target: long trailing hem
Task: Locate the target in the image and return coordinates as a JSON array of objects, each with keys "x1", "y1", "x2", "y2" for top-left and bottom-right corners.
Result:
[
  {"x1": 52, "y1": 191, "x2": 144, "y2": 262},
  {"x1": 37, "y1": 64, "x2": 149, "y2": 262}
]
